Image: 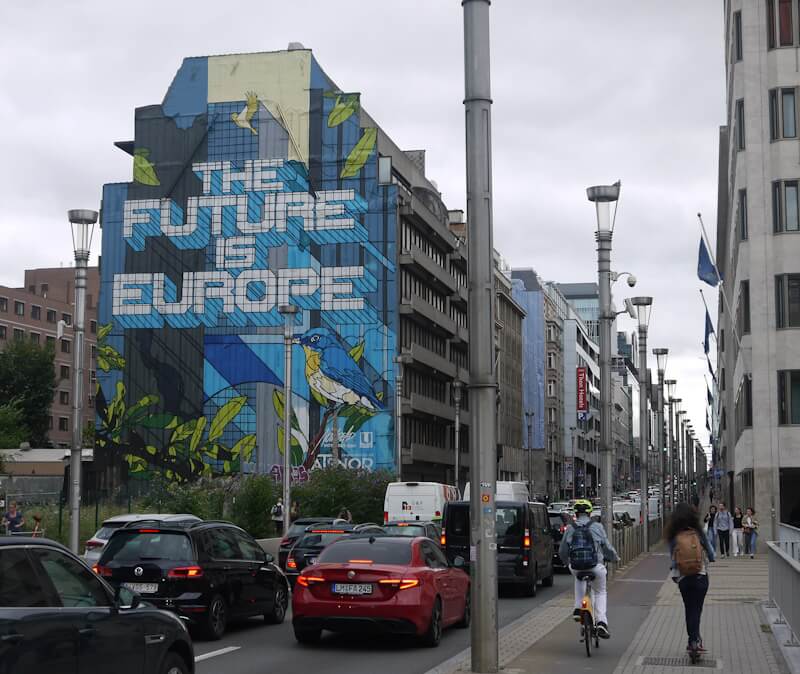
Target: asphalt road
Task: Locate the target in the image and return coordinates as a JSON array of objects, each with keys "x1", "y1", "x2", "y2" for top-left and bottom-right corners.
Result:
[{"x1": 193, "y1": 572, "x2": 573, "y2": 674}]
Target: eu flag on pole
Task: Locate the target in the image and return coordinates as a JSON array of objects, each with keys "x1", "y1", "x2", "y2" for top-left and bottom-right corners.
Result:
[
  {"x1": 707, "y1": 386, "x2": 713, "y2": 406},
  {"x1": 704, "y1": 310, "x2": 715, "y2": 354},
  {"x1": 698, "y1": 238, "x2": 720, "y2": 287},
  {"x1": 707, "y1": 353, "x2": 717, "y2": 382}
]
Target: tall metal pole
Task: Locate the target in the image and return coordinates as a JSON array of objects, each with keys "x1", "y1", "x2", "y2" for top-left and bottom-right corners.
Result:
[
  {"x1": 464, "y1": 0, "x2": 498, "y2": 668},
  {"x1": 68, "y1": 209, "x2": 96, "y2": 555},
  {"x1": 637, "y1": 325, "x2": 649, "y2": 549},
  {"x1": 279, "y1": 305, "x2": 297, "y2": 534},
  {"x1": 394, "y1": 355, "x2": 411, "y2": 481},
  {"x1": 656, "y1": 373, "x2": 664, "y2": 527},
  {"x1": 666, "y1": 389, "x2": 675, "y2": 510},
  {"x1": 525, "y1": 411, "x2": 533, "y2": 497},
  {"x1": 453, "y1": 381, "x2": 463, "y2": 492},
  {"x1": 570, "y1": 427, "x2": 576, "y2": 501}
]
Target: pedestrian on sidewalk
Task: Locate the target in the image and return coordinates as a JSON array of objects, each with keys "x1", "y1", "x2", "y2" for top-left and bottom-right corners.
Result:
[
  {"x1": 732, "y1": 507, "x2": 744, "y2": 557},
  {"x1": 559, "y1": 499, "x2": 619, "y2": 640},
  {"x1": 742, "y1": 507, "x2": 759, "y2": 558},
  {"x1": 271, "y1": 499, "x2": 284, "y2": 536},
  {"x1": 666, "y1": 502, "x2": 716, "y2": 654},
  {"x1": 715, "y1": 502, "x2": 733, "y2": 558},
  {"x1": 703, "y1": 504, "x2": 717, "y2": 553}
]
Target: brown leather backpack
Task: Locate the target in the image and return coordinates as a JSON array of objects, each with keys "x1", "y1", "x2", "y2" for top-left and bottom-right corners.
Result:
[{"x1": 674, "y1": 529, "x2": 703, "y2": 576}]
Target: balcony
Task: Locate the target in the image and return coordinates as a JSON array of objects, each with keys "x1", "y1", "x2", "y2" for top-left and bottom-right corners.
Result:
[
  {"x1": 402, "y1": 392, "x2": 456, "y2": 422},
  {"x1": 409, "y1": 442, "x2": 455, "y2": 466},
  {"x1": 405, "y1": 344, "x2": 456, "y2": 378},
  {"x1": 400, "y1": 245, "x2": 457, "y2": 293},
  {"x1": 400, "y1": 295, "x2": 457, "y2": 335}
]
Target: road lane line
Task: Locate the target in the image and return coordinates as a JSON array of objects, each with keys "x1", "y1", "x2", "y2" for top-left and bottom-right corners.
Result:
[{"x1": 195, "y1": 646, "x2": 241, "y2": 662}]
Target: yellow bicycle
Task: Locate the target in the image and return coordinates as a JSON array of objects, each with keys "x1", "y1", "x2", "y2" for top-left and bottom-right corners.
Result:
[{"x1": 576, "y1": 570, "x2": 600, "y2": 657}]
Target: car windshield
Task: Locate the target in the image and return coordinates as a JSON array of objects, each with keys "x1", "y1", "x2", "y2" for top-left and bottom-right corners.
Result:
[
  {"x1": 495, "y1": 507, "x2": 522, "y2": 538},
  {"x1": 100, "y1": 531, "x2": 194, "y2": 563},
  {"x1": 296, "y1": 531, "x2": 350, "y2": 548},
  {"x1": 383, "y1": 524, "x2": 426, "y2": 537},
  {"x1": 319, "y1": 538, "x2": 412, "y2": 565}
]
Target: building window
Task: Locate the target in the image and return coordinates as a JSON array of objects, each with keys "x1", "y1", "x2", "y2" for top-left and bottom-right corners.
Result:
[
  {"x1": 29, "y1": 332, "x2": 39, "y2": 344},
  {"x1": 46, "y1": 309, "x2": 56, "y2": 323},
  {"x1": 720, "y1": 329, "x2": 725, "y2": 352},
  {"x1": 735, "y1": 378, "x2": 753, "y2": 436},
  {"x1": 547, "y1": 380, "x2": 556, "y2": 397},
  {"x1": 40, "y1": 283, "x2": 48, "y2": 297},
  {"x1": 778, "y1": 370, "x2": 800, "y2": 424},
  {"x1": 62, "y1": 313, "x2": 72, "y2": 326},
  {"x1": 768, "y1": 0, "x2": 777, "y2": 47},
  {"x1": 90, "y1": 370, "x2": 96, "y2": 383},
  {"x1": 46, "y1": 335, "x2": 55, "y2": 348},
  {"x1": 13, "y1": 329, "x2": 24, "y2": 341},
  {"x1": 773, "y1": 180, "x2": 800, "y2": 232},
  {"x1": 770, "y1": 88, "x2": 798, "y2": 140},
  {"x1": 0, "y1": 297, "x2": 6, "y2": 313},
  {"x1": 735, "y1": 280, "x2": 751, "y2": 336},
  {"x1": 60, "y1": 365, "x2": 70, "y2": 380},
  {"x1": 31, "y1": 305, "x2": 41, "y2": 320},
  {"x1": 735, "y1": 99, "x2": 745, "y2": 150},
  {"x1": 0, "y1": 325, "x2": 5, "y2": 340},
  {"x1": 90, "y1": 320, "x2": 97, "y2": 334},
  {"x1": 776, "y1": 274, "x2": 800, "y2": 327},
  {"x1": 721, "y1": 367, "x2": 726, "y2": 392},
  {"x1": 59, "y1": 391, "x2": 69, "y2": 405},
  {"x1": 58, "y1": 417, "x2": 69, "y2": 432},
  {"x1": 14, "y1": 301, "x2": 24, "y2": 316},
  {"x1": 733, "y1": 10, "x2": 743, "y2": 61},
  {"x1": 738, "y1": 189, "x2": 748, "y2": 240},
  {"x1": 91, "y1": 345, "x2": 97, "y2": 359},
  {"x1": 60, "y1": 339, "x2": 71, "y2": 354}
]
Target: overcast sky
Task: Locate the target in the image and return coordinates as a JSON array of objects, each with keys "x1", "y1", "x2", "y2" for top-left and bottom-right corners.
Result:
[{"x1": 0, "y1": 1, "x2": 724, "y2": 463}]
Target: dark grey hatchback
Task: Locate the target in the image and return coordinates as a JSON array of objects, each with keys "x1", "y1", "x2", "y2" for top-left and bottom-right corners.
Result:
[{"x1": 0, "y1": 536, "x2": 194, "y2": 674}]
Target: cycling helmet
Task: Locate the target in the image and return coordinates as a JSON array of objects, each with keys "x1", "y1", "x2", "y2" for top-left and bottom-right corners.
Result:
[{"x1": 574, "y1": 499, "x2": 593, "y2": 514}]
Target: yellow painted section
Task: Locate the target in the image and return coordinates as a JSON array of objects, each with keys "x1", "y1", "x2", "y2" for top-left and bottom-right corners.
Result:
[
  {"x1": 208, "y1": 51, "x2": 311, "y2": 164},
  {"x1": 303, "y1": 345, "x2": 321, "y2": 379}
]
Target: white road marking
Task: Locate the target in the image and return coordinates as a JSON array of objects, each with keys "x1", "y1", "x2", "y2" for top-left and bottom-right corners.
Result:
[
  {"x1": 195, "y1": 646, "x2": 241, "y2": 662},
  {"x1": 616, "y1": 578, "x2": 665, "y2": 583}
]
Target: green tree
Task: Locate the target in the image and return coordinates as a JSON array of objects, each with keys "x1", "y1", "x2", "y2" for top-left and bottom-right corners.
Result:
[
  {"x1": 0, "y1": 340, "x2": 54, "y2": 446},
  {"x1": 292, "y1": 466, "x2": 394, "y2": 524},
  {"x1": 0, "y1": 400, "x2": 29, "y2": 450},
  {"x1": 230, "y1": 475, "x2": 279, "y2": 538}
]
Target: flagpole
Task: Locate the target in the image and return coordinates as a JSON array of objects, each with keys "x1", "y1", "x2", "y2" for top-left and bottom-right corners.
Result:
[{"x1": 697, "y1": 213, "x2": 742, "y2": 351}]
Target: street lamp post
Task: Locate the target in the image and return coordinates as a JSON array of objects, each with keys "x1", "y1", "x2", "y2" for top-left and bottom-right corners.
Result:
[
  {"x1": 453, "y1": 380, "x2": 463, "y2": 492},
  {"x1": 394, "y1": 354, "x2": 412, "y2": 481},
  {"x1": 463, "y1": 0, "x2": 498, "y2": 669},
  {"x1": 686, "y1": 423, "x2": 694, "y2": 499},
  {"x1": 587, "y1": 182, "x2": 620, "y2": 537},
  {"x1": 653, "y1": 348, "x2": 668, "y2": 527},
  {"x1": 569, "y1": 426, "x2": 576, "y2": 501},
  {"x1": 665, "y1": 381, "x2": 676, "y2": 511},
  {"x1": 631, "y1": 296, "x2": 653, "y2": 549},
  {"x1": 525, "y1": 410, "x2": 534, "y2": 497},
  {"x1": 278, "y1": 304, "x2": 298, "y2": 535},
  {"x1": 677, "y1": 410, "x2": 686, "y2": 500},
  {"x1": 67, "y1": 209, "x2": 97, "y2": 555}
]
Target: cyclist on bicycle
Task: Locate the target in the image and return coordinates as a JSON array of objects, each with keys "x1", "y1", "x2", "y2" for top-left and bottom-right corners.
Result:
[{"x1": 559, "y1": 499, "x2": 619, "y2": 639}]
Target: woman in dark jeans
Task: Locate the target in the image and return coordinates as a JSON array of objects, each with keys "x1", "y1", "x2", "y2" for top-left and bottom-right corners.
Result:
[{"x1": 666, "y1": 503, "x2": 716, "y2": 653}]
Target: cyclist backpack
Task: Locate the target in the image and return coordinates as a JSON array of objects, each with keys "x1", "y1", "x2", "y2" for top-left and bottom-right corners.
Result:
[
  {"x1": 568, "y1": 523, "x2": 598, "y2": 570},
  {"x1": 673, "y1": 529, "x2": 703, "y2": 576}
]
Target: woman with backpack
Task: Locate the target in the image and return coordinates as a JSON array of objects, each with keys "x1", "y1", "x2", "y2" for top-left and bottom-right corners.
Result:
[{"x1": 666, "y1": 502, "x2": 716, "y2": 655}]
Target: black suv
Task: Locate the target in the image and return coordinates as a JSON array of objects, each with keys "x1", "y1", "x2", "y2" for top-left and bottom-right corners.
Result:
[
  {"x1": 0, "y1": 537, "x2": 194, "y2": 674},
  {"x1": 278, "y1": 517, "x2": 337, "y2": 570},
  {"x1": 96, "y1": 520, "x2": 289, "y2": 640},
  {"x1": 285, "y1": 523, "x2": 384, "y2": 586}
]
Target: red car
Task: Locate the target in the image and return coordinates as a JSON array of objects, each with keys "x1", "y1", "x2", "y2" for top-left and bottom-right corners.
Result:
[{"x1": 292, "y1": 535, "x2": 470, "y2": 647}]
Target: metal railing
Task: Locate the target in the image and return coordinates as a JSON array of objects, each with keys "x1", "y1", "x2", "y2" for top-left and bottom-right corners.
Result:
[
  {"x1": 767, "y1": 540, "x2": 800, "y2": 647},
  {"x1": 779, "y1": 523, "x2": 800, "y2": 544},
  {"x1": 611, "y1": 519, "x2": 663, "y2": 570}
]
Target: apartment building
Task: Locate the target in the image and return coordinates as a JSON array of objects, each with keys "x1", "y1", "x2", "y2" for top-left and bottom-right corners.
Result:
[
  {"x1": 716, "y1": 1, "x2": 800, "y2": 536},
  {"x1": 0, "y1": 267, "x2": 99, "y2": 447}
]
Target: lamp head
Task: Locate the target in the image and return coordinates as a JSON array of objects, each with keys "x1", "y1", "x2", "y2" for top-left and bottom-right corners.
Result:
[
  {"x1": 68, "y1": 209, "x2": 98, "y2": 259},
  {"x1": 665, "y1": 379, "x2": 676, "y2": 399},
  {"x1": 653, "y1": 348, "x2": 669, "y2": 374},
  {"x1": 630, "y1": 296, "x2": 653, "y2": 329},
  {"x1": 452, "y1": 380, "x2": 463, "y2": 404},
  {"x1": 587, "y1": 182, "x2": 621, "y2": 233}
]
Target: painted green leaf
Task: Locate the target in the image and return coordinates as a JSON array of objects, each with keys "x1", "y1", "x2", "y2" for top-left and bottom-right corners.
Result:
[
  {"x1": 203, "y1": 443, "x2": 220, "y2": 460},
  {"x1": 126, "y1": 454, "x2": 147, "y2": 473},
  {"x1": 189, "y1": 416, "x2": 207, "y2": 452},
  {"x1": 327, "y1": 94, "x2": 359, "y2": 128},
  {"x1": 170, "y1": 419, "x2": 198, "y2": 445},
  {"x1": 340, "y1": 127, "x2": 377, "y2": 178},
  {"x1": 310, "y1": 388, "x2": 328, "y2": 407},
  {"x1": 140, "y1": 413, "x2": 176, "y2": 429},
  {"x1": 145, "y1": 445, "x2": 158, "y2": 455},
  {"x1": 272, "y1": 390, "x2": 302, "y2": 430},
  {"x1": 277, "y1": 426, "x2": 303, "y2": 459},
  {"x1": 133, "y1": 148, "x2": 160, "y2": 186},
  {"x1": 98, "y1": 323, "x2": 113, "y2": 341},
  {"x1": 98, "y1": 344, "x2": 126, "y2": 372},
  {"x1": 208, "y1": 396, "x2": 247, "y2": 441},
  {"x1": 291, "y1": 443, "x2": 304, "y2": 466},
  {"x1": 165, "y1": 416, "x2": 179, "y2": 430},
  {"x1": 231, "y1": 434, "x2": 257, "y2": 462},
  {"x1": 124, "y1": 394, "x2": 159, "y2": 423},
  {"x1": 223, "y1": 460, "x2": 231, "y2": 473},
  {"x1": 376, "y1": 391, "x2": 384, "y2": 401},
  {"x1": 348, "y1": 341, "x2": 364, "y2": 363},
  {"x1": 110, "y1": 381, "x2": 126, "y2": 423}
]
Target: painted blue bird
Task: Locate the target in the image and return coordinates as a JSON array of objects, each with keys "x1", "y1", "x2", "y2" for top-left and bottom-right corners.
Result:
[{"x1": 296, "y1": 327, "x2": 384, "y2": 411}]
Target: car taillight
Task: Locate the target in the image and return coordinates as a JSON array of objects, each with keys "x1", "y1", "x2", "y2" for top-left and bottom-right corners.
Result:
[
  {"x1": 93, "y1": 565, "x2": 112, "y2": 577},
  {"x1": 383, "y1": 511, "x2": 388, "y2": 524},
  {"x1": 440, "y1": 534, "x2": 446, "y2": 546},
  {"x1": 523, "y1": 529, "x2": 531, "y2": 549},
  {"x1": 378, "y1": 579, "x2": 420, "y2": 590},
  {"x1": 167, "y1": 566, "x2": 203, "y2": 579},
  {"x1": 560, "y1": 525, "x2": 566, "y2": 533},
  {"x1": 297, "y1": 575, "x2": 324, "y2": 587},
  {"x1": 434, "y1": 510, "x2": 441, "y2": 518},
  {"x1": 287, "y1": 557, "x2": 297, "y2": 569}
]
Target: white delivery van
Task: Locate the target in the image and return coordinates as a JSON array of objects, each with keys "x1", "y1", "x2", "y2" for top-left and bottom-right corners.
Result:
[
  {"x1": 462, "y1": 481, "x2": 530, "y2": 503},
  {"x1": 383, "y1": 482, "x2": 460, "y2": 524}
]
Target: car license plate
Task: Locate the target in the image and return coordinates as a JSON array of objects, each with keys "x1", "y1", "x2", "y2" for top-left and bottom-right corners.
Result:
[
  {"x1": 123, "y1": 582, "x2": 158, "y2": 594},
  {"x1": 332, "y1": 583, "x2": 372, "y2": 595}
]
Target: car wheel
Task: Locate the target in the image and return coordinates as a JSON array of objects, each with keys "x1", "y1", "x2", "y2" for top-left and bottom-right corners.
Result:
[
  {"x1": 421, "y1": 597, "x2": 443, "y2": 647},
  {"x1": 524, "y1": 566, "x2": 538, "y2": 597},
  {"x1": 456, "y1": 592, "x2": 471, "y2": 628},
  {"x1": 265, "y1": 582, "x2": 288, "y2": 624},
  {"x1": 294, "y1": 624, "x2": 321, "y2": 644},
  {"x1": 542, "y1": 570, "x2": 554, "y2": 587},
  {"x1": 161, "y1": 652, "x2": 190, "y2": 674},
  {"x1": 202, "y1": 594, "x2": 228, "y2": 640}
]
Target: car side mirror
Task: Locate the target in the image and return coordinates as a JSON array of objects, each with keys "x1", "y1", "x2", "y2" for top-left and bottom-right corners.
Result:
[
  {"x1": 264, "y1": 552, "x2": 274, "y2": 564},
  {"x1": 453, "y1": 556, "x2": 465, "y2": 568},
  {"x1": 115, "y1": 585, "x2": 141, "y2": 610}
]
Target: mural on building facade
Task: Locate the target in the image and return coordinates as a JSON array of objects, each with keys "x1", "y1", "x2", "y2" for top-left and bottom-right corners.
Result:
[{"x1": 97, "y1": 51, "x2": 398, "y2": 483}]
